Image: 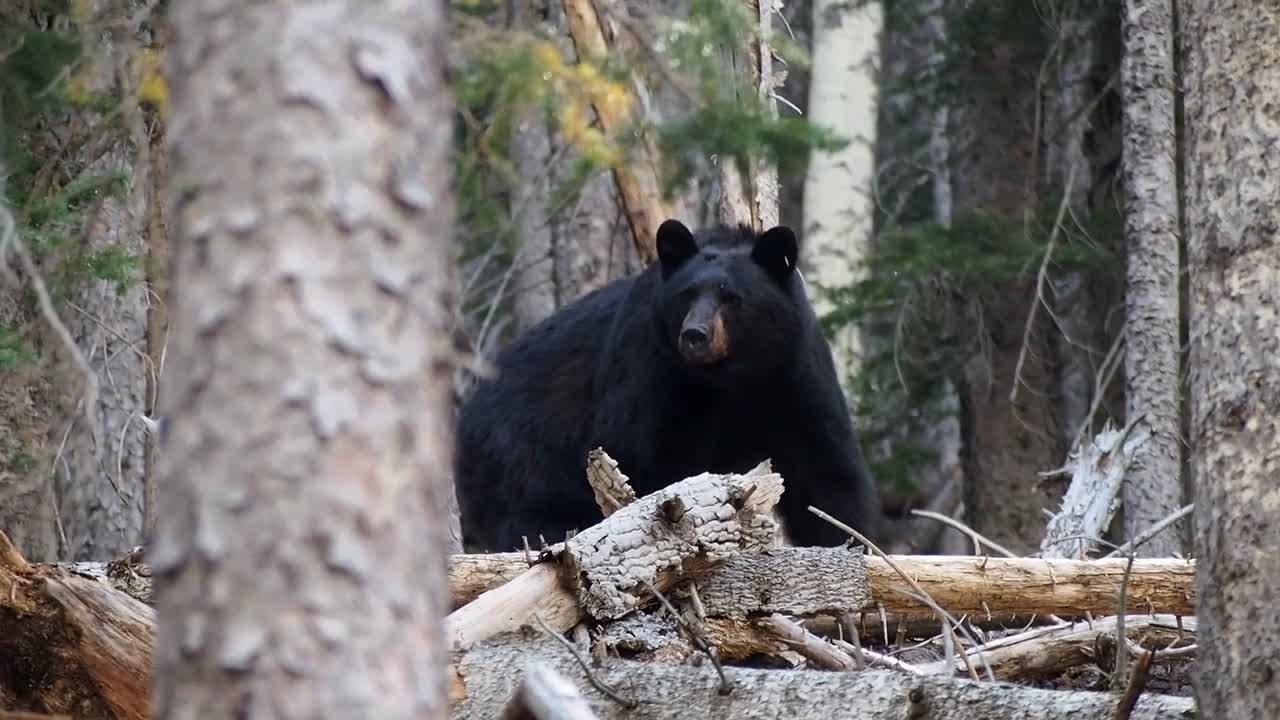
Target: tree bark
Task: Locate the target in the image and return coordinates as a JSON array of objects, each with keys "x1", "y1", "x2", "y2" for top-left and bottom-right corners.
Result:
[
  {"x1": 953, "y1": 21, "x2": 1067, "y2": 554},
  {"x1": 451, "y1": 636, "x2": 1196, "y2": 719},
  {"x1": 801, "y1": 0, "x2": 882, "y2": 399},
  {"x1": 53, "y1": 1, "x2": 160, "y2": 562},
  {"x1": 152, "y1": 1, "x2": 455, "y2": 717},
  {"x1": 1119, "y1": 0, "x2": 1184, "y2": 558},
  {"x1": 1183, "y1": 0, "x2": 1280, "y2": 716}
]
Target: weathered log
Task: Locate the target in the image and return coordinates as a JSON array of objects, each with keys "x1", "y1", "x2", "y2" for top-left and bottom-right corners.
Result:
[
  {"x1": 0, "y1": 531, "x2": 151, "y2": 720},
  {"x1": 448, "y1": 548, "x2": 1196, "y2": 619},
  {"x1": 919, "y1": 615, "x2": 1197, "y2": 680},
  {"x1": 445, "y1": 463, "x2": 785, "y2": 650},
  {"x1": 451, "y1": 635, "x2": 1196, "y2": 719},
  {"x1": 500, "y1": 663, "x2": 602, "y2": 720}
]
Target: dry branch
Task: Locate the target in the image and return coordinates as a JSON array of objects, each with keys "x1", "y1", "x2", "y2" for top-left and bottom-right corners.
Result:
[
  {"x1": 0, "y1": 531, "x2": 151, "y2": 720},
  {"x1": 1041, "y1": 418, "x2": 1152, "y2": 559},
  {"x1": 919, "y1": 615, "x2": 1196, "y2": 681},
  {"x1": 451, "y1": 635, "x2": 1196, "y2": 719}
]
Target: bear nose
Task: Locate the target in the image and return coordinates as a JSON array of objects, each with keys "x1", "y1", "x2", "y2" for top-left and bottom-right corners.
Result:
[{"x1": 680, "y1": 327, "x2": 708, "y2": 351}]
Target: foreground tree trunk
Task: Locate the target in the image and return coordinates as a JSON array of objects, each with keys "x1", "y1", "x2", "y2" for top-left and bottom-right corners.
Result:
[
  {"x1": 1184, "y1": 1, "x2": 1280, "y2": 716},
  {"x1": 1119, "y1": 0, "x2": 1184, "y2": 558},
  {"x1": 151, "y1": 1, "x2": 455, "y2": 718}
]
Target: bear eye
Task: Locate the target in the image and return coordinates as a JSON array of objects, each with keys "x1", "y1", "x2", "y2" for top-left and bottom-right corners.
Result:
[{"x1": 718, "y1": 283, "x2": 742, "y2": 306}]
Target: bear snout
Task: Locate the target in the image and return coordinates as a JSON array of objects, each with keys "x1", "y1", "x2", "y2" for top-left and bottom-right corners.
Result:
[{"x1": 678, "y1": 307, "x2": 729, "y2": 365}]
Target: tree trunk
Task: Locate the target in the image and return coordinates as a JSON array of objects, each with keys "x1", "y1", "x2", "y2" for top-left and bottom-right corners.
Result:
[
  {"x1": 53, "y1": 2, "x2": 160, "y2": 562},
  {"x1": 0, "y1": 3, "x2": 165, "y2": 563},
  {"x1": 1183, "y1": 0, "x2": 1280, "y2": 715},
  {"x1": 950, "y1": 6, "x2": 1067, "y2": 554},
  {"x1": 151, "y1": 1, "x2": 455, "y2": 717},
  {"x1": 801, "y1": 0, "x2": 882, "y2": 398},
  {"x1": 1119, "y1": 0, "x2": 1184, "y2": 558}
]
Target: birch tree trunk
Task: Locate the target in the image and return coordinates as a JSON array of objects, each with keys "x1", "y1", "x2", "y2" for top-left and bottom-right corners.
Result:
[
  {"x1": 1119, "y1": 0, "x2": 1184, "y2": 558},
  {"x1": 151, "y1": 1, "x2": 455, "y2": 717},
  {"x1": 1183, "y1": 0, "x2": 1280, "y2": 715},
  {"x1": 802, "y1": 0, "x2": 882, "y2": 398}
]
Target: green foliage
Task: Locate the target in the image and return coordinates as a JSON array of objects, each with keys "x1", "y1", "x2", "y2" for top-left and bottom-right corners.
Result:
[
  {"x1": 0, "y1": 323, "x2": 38, "y2": 368},
  {"x1": 448, "y1": 0, "x2": 849, "y2": 336},
  {"x1": 815, "y1": 189, "x2": 1122, "y2": 492},
  {"x1": 1, "y1": 14, "x2": 144, "y2": 307}
]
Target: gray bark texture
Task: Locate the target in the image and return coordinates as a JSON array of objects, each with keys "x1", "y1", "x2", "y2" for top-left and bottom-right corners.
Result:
[
  {"x1": 54, "y1": 5, "x2": 157, "y2": 561},
  {"x1": 0, "y1": 3, "x2": 162, "y2": 563},
  {"x1": 1183, "y1": 0, "x2": 1280, "y2": 716},
  {"x1": 150, "y1": 1, "x2": 456, "y2": 718},
  {"x1": 452, "y1": 635, "x2": 1196, "y2": 719},
  {"x1": 1119, "y1": 0, "x2": 1184, "y2": 558}
]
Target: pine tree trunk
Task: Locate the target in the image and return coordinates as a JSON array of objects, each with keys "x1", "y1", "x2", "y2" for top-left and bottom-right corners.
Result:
[
  {"x1": 53, "y1": 2, "x2": 161, "y2": 561},
  {"x1": 151, "y1": 1, "x2": 455, "y2": 717},
  {"x1": 1119, "y1": 0, "x2": 1184, "y2": 558},
  {"x1": 952, "y1": 15, "x2": 1066, "y2": 555},
  {"x1": 1183, "y1": 0, "x2": 1280, "y2": 715}
]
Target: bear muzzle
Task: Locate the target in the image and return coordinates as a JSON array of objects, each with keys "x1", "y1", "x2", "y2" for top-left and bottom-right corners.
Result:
[{"x1": 678, "y1": 305, "x2": 730, "y2": 365}]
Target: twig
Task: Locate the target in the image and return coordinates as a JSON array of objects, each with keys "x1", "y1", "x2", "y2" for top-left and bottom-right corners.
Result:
[
  {"x1": 1112, "y1": 638, "x2": 1154, "y2": 720},
  {"x1": 830, "y1": 639, "x2": 927, "y2": 675},
  {"x1": 908, "y1": 509, "x2": 1020, "y2": 559},
  {"x1": 8, "y1": 234, "x2": 104, "y2": 465},
  {"x1": 1103, "y1": 504, "x2": 1193, "y2": 559},
  {"x1": 641, "y1": 579, "x2": 733, "y2": 695},
  {"x1": 1112, "y1": 553, "x2": 1137, "y2": 689},
  {"x1": 809, "y1": 506, "x2": 995, "y2": 682},
  {"x1": 532, "y1": 612, "x2": 637, "y2": 709},
  {"x1": 759, "y1": 614, "x2": 858, "y2": 671},
  {"x1": 840, "y1": 613, "x2": 867, "y2": 670}
]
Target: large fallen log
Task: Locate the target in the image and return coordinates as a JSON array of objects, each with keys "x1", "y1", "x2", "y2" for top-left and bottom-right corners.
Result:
[
  {"x1": 451, "y1": 635, "x2": 1196, "y2": 719},
  {"x1": 0, "y1": 531, "x2": 151, "y2": 720},
  {"x1": 445, "y1": 462, "x2": 786, "y2": 651},
  {"x1": 448, "y1": 548, "x2": 1195, "y2": 627}
]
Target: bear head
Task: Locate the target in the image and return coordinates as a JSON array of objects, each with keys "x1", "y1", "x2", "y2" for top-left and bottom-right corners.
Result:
[{"x1": 651, "y1": 218, "x2": 808, "y2": 386}]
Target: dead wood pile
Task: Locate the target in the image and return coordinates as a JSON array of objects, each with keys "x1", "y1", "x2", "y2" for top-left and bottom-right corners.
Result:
[{"x1": 0, "y1": 450, "x2": 1198, "y2": 719}]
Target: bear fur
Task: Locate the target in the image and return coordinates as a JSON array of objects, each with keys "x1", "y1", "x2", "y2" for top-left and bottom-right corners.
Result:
[{"x1": 454, "y1": 219, "x2": 881, "y2": 550}]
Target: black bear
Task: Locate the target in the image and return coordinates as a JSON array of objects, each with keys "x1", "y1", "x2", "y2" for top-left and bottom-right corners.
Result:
[{"x1": 454, "y1": 219, "x2": 881, "y2": 550}]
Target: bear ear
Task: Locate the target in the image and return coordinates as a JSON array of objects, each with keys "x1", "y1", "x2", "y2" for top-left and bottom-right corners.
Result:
[
  {"x1": 656, "y1": 219, "x2": 698, "y2": 274},
  {"x1": 751, "y1": 225, "x2": 799, "y2": 280}
]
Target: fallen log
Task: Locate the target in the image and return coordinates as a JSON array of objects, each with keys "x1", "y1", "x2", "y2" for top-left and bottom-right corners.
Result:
[
  {"x1": 448, "y1": 548, "x2": 1196, "y2": 620},
  {"x1": 0, "y1": 531, "x2": 151, "y2": 720},
  {"x1": 445, "y1": 462, "x2": 785, "y2": 650},
  {"x1": 451, "y1": 635, "x2": 1196, "y2": 719},
  {"x1": 919, "y1": 615, "x2": 1198, "y2": 680}
]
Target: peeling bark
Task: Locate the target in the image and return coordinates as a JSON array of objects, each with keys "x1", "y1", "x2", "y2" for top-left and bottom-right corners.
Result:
[
  {"x1": 1183, "y1": 0, "x2": 1280, "y2": 715},
  {"x1": 152, "y1": 1, "x2": 455, "y2": 718}
]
